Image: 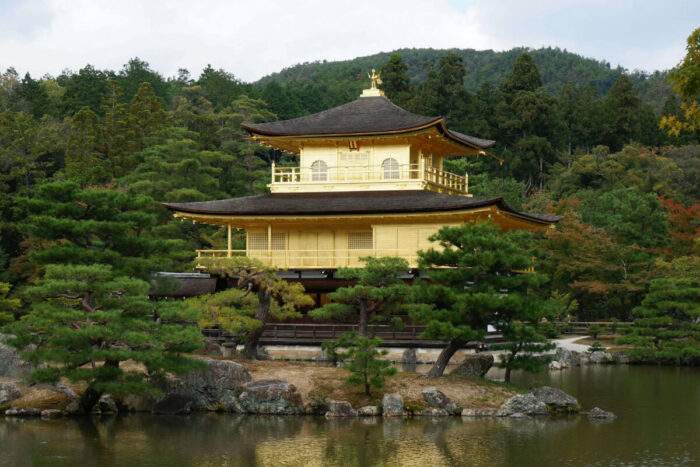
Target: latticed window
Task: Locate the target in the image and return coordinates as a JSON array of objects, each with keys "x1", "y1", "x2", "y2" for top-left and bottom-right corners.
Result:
[
  {"x1": 348, "y1": 232, "x2": 373, "y2": 250},
  {"x1": 382, "y1": 157, "x2": 399, "y2": 179},
  {"x1": 311, "y1": 160, "x2": 328, "y2": 181},
  {"x1": 249, "y1": 233, "x2": 287, "y2": 250}
]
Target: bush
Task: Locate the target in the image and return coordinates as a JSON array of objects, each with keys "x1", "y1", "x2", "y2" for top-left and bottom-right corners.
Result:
[
  {"x1": 321, "y1": 331, "x2": 355, "y2": 366},
  {"x1": 309, "y1": 391, "x2": 330, "y2": 414},
  {"x1": 587, "y1": 324, "x2": 603, "y2": 339},
  {"x1": 588, "y1": 341, "x2": 606, "y2": 352}
]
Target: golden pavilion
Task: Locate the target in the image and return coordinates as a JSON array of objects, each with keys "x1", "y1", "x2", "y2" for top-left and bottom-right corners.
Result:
[{"x1": 163, "y1": 80, "x2": 558, "y2": 278}]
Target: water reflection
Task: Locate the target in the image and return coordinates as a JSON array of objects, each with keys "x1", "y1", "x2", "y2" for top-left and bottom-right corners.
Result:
[{"x1": 1, "y1": 366, "x2": 699, "y2": 467}]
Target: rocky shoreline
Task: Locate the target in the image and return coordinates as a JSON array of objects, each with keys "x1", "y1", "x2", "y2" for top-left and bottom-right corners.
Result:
[{"x1": 1, "y1": 356, "x2": 615, "y2": 421}]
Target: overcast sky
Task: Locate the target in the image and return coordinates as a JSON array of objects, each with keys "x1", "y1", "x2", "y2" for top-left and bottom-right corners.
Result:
[{"x1": 1, "y1": 0, "x2": 697, "y2": 82}]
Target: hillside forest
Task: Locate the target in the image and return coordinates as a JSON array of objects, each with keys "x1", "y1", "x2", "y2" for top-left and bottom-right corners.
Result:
[{"x1": 0, "y1": 35, "x2": 698, "y2": 330}]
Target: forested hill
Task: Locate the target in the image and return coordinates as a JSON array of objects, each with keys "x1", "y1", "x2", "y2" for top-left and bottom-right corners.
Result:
[{"x1": 257, "y1": 47, "x2": 672, "y2": 111}]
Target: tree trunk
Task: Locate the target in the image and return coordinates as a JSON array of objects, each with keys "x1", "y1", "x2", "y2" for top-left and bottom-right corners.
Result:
[
  {"x1": 244, "y1": 288, "x2": 272, "y2": 359},
  {"x1": 504, "y1": 365, "x2": 512, "y2": 384},
  {"x1": 358, "y1": 302, "x2": 368, "y2": 337},
  {"x1": 427, "y1": 339, "x2": 464, "y2": 378}
]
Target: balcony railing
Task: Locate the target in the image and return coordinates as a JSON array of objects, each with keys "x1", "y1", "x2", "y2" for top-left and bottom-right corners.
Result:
[
  {"x1": 270, "y1": 160, "x2": 468, "y2": 194},
  {"x1": 197, "y1": 248, "x2": 421, "y2": 269},
  {"x1": 196, "y1": 249, "x2": 535, "y2": 272}
]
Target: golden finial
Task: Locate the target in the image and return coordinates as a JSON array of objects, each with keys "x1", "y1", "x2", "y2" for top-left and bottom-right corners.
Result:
[{"x1": 368, "y1": 69, "x2": 382, "y2": 89}]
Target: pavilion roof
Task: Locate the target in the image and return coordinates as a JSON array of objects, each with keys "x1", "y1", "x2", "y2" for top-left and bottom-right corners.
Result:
[
  {"x1": 163, "y1": 190, "x2": 559, "y2": 224},
  {"x1": 241, "y1": 96, "x2": 495, "y2": 151}
]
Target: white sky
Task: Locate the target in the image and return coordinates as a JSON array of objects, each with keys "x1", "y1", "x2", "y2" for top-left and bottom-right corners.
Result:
[{"x1": 1, "y1": 0, "x2": 697, "y2": 82}]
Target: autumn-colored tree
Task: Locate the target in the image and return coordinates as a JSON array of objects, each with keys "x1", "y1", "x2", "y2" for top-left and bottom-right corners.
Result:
[{"x1": 661, "y1": 197, "x2": 700, "y2": 258}]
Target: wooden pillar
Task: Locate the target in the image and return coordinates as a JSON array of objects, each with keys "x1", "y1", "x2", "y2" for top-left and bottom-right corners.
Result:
[
  {"x1": 267, "y1": 224, "x2": 272, "y2": 265},
  {"x1": 227, "y1": 224, "x2": 232, "y2": 258},
  {"x1": 271, "y1": 160, "x2": 276, "y2": 185},
  {"x1": 465, "y1": 171, "x2": 469, "y2": 194}
]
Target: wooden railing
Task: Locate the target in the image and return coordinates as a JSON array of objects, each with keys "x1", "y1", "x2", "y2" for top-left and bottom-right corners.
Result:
[
  {"x1": 196, "y1": 248, "x2": 421, "y2": 269},
  {"x1": 270, "y1": 160, "x2": 468, "y2": 194},
  {"x1": 202, "y1": 323, "x2": 504, "y2": 348}
]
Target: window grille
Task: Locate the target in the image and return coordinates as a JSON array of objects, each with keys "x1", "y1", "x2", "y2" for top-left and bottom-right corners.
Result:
[
  {"x1": 382, "y1": 157, "x2": 400, "y2": 179},
  {"x1": 348, "y1": 232, "x2": 373, "y2": 250},
  {"x1": 248, "y1": 233, "x2": 287, "y2": 250},
  {"x1": 311, "y1": 160, "x2": 328, "y2": 181}
]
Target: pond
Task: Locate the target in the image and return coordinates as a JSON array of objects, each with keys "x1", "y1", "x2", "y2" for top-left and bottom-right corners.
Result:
[{"x1": 1, "y1": 365, "x2": 698, "y2": 466}]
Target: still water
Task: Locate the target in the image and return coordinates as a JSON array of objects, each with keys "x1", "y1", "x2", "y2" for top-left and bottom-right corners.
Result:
[{"x1": 1, "y1": 365, "x2": 698, "y2": 467}]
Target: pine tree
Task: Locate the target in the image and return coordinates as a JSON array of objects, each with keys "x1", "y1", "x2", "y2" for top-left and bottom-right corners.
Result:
[
  {"x1": 309, "y1": 257, "x2": 413, "y2": 337},
  {"x1": 196, "y1": 257, "x2": 313, "y2": 359},
  {"x1": 617, "y1": 278, "x2": 699, "y2": 365},
  {"x1": 100, "y1": 80, "x2": 135, "y2": 178},
  {"x1": 412, "y1": 221, "x2": 549, "y2": 377},
  {"x1": 0, "y1": 282, "x2": 21, "y2": 324},
  {"x1": 2, "y1": 263, "x2": 203, "y2": 413},
  {"x1": 343, "y1": 335, "x2": 397, "y2": 396},
  {"x1": 129, "y1": 82, "x2": 167, "y2": 151},
  {"x1": 501, "y1": 53, "x2": 543, "y2": 93},
  {"x1": 602, "y1": 75, "x2": 641, "y2": 150}
]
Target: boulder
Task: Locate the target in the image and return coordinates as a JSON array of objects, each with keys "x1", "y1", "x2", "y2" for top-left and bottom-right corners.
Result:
[
  {"x1": 461, "y1": 408, "x2": 498, "y2": 417},
  {"x1": 167, "y1": 358, "x2": 252, "y2": 412},
  {"x1": 97, "y1": 395, "x2": 118, "y2": 414},
  {"x1": 358, "y1": 405, "x2": 380, "y2": 417},
  {"x1": 0, "y1": 334, "x2": 35, "y2": 378},
  {"x1": 382, "y1": 393, "x2": 403, "y2": 417},
  {"x1": 549, "y1": 360, "x2": 562, "y2": 370},
  {"x1": 496, "y1": 393, "x2": 547, "y2": 417},
  {"x1": 152, "y1": 394, "x2": 194, "y2": 415},
  {"x1": 195, "y1": 340, "x2": 223, "y2": 357},
  {"x1": 554, "y1": 347, "x2": 572, "y2": 362},
  {"x1": 614, "y1": 352, "x2": 629, "y2": 364},
  {"x1": 531, "y1": 386, "x2": 580, "y2": 413},
  {"x1": 401, "y1": 348, "x2": 417, "y2": 365},
  {"x1": 238, "y1": 379, "x2": 303, "y2": 415},
  {"x1": 325, "y1": 400, "x2": 357, "y2": 417},
  {"x1": 449, "y1": 353, "x2": 494, "y2": 378},
  {"x1": 417, "y1": 407, "x2": 449, "y2": 417},
  {"x1": 588, "y1": 407, "x2": 616, "y2": 419},
  {"x1": 589, "y1": 351, "x2": 614, "y2": 364},
  {"x1": 421, "y1": 387, "x2": 461, "y2": 415},
  {"x1": 121, "y1": 394, "x2": 154, "y2": 412},
  {"x1": 41, "y1": 409, "x2": 63, "y2": 419},
  {"x1": 0, "y1": 382, "x2": 22, "y2": 405},
  {"x1": 5, "y1": 407, "x2": 41, "y2": 417},
  {"x1": 509, "y1": 412, "x2": 528, "y2": 418}
]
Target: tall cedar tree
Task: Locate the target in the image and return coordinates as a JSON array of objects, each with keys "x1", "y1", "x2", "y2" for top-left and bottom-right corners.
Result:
[
  {"x1": 412, "y1": 221, "x2": 549, "y2": 377},
  {"x1": 64, "y1": 106, "x2": 105, "y2": 185},
  {"x1": 0, "y1": 282, "x2": 21, "y2": 324},
  {"x1": 309, "y1": 257, "x2": 413, "y2": 337},
  {"x1": 3, "y1": 264, "x2": 203, "y2": 413},
  {"x1": 196, "y1": 257, "x2": 313, "y2": 359},
  {"x1": 129, "y1": 82, "x2": 167, "y2": 151},
  {"x1": 378, "y1": 53, "x2": 412, "y2": 104},
  {"x1": 602, "y1": 75, "x2": 641, "y2": 150},
  {"x1": 616, "y1": 278, "x2": 699, "y2": 365}
]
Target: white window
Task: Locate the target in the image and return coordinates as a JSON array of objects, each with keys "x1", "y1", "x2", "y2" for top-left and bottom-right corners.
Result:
[
  {"x1": 248, "y1": 233, "x2": 287, "y2": 250},
  {"x1": 348, "y1": 232, "x2": 373, "y2": 250},
  {"x1": 382, "y1": 157, "x2": 400, "y2": 180},
  {"x1": 311, "y1": 160, "x2": 328, "y2": 181}
]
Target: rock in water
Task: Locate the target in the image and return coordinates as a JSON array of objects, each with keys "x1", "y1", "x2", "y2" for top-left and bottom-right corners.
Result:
[
  {"x1": 461, "y1": 408, "x2": 498, "y2": 417},
  {"x1": 589, "y1": 351, "x2": 614, "y2": 364},
  {"x1": 238, "y1": 379, "x2": 304, "y2": 415},
  {"x1": 97, "y1": 395, "x2": 118, "y2": 414},
  {"x1": 325, "y1": 400, "x2": 357, "y2": 417},
  {"x1": 421, "y1": 387, "x2": 461, "y2": 415},
  {"x1": 531, "y1": 386, "x2": 580, "y2": 412},
  {"x1": 40, "y1": 409, "x2": 63, "y2": 419},
  {"x1": 5, "y1": 407, "x2": 41, "y2": 417},
  {"x1": 382, "y1": 393, "x2": 404, "y2": 417},
  {"x1": 358, "y1": 405, "x2": 380, "y2": 416},
  {"x1": 152, "y1": 394, "x2": 194, "y2": 415},
  {"x1": 496, "y1": 393, "x2": 548, "y2": 417},
  {"x1": 588, "y1": 407, "x2": 616, "y2": 419},
  {"x1": 449, "y1": 353, "x2": 494, "y2": 378},
  {"x1": 0, "y1": 382, "x2": 22, "y2": 405},
  {"x1": 168, "y1": 358, "x2": 252, "y2": 412},
  {"x1": 417, "y1": 407, "x2": 449, "y2": 417}
]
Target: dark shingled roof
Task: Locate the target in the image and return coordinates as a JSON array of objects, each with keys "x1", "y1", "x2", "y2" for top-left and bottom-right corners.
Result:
[
  {"x1": 163, "y1": 190, "x2": 560, "y2": 224},
  {"x1": 242, "y1": 96, "x2": 495, "y2": 150}
]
